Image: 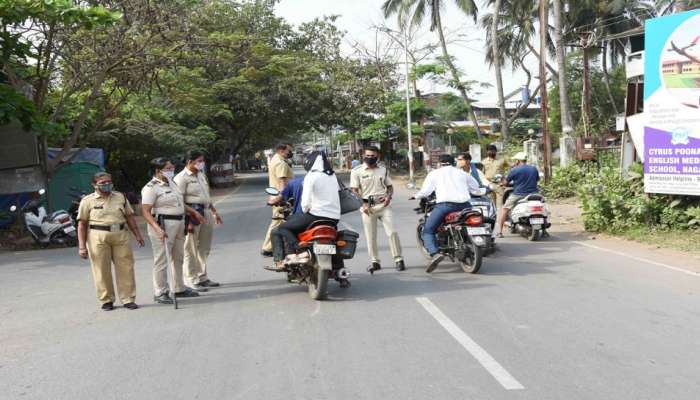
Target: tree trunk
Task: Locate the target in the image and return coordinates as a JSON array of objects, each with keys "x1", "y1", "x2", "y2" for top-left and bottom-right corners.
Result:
[
  {"x1": 552, "y1": 0, "x2": 574, "y2": 135},
  {"x1": 676, "y1": 0, "x2": 690, "y2": 12},
  {"x1": 434, "y1": 8, "x2": 482, "y2": 137},
  {"x1": 491, "y1": 0, "x2": 509, "y2": 142},
  {"x1": 601, "y1": 41, "x2": 619, "y2": 116}
]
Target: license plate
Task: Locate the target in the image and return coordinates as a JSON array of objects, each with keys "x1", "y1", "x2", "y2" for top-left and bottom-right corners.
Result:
[
  {"x1": 530, "y1": 218, "x2": 544, "y2": 225},
  {"x1": 63, "y1": 226, "x2": 76, "y2": 233},
  {"x1": 313, "y1": 244, "x2": 336, "y2": 255},
  {"x1": 467, "y1": 227, "x2": 488, "y2": 235}
]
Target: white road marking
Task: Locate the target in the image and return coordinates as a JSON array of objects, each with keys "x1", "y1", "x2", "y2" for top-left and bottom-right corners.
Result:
[
  {"x1": 572, "y1": 241, "x2": 700, "y2": 277},
  {"x1": 416, "y1": 297, "x2": 525, "y2": 391}
]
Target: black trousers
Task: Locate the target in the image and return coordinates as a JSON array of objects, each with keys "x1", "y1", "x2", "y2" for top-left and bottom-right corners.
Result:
[{"x1": 271, "y1": 213, "x2": 337, "y2": 261}]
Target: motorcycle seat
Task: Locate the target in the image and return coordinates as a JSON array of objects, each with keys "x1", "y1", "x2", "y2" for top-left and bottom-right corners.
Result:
[
  {"x1": 443, "y1": 208, "x2": 477, "y2": 224},
  {"x1": 523, "y1": 194, "x2": 544, "y2": 202},
  {"x1": 305, "y1": 219, "x2": 337, "y2": 230},
  {"x1": 298, "y1": 223, "x2": 337, "y2": 243}
]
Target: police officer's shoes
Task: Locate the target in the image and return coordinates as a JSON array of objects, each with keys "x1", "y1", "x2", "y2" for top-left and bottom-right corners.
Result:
[
  {"x1": 101, "y1": 302, "x2": 114, "y2": 311},
  {"x1": 198, "y1": 279, "x2": 220, "y2": 287},
  {"x1": 154, "y1": 294, "x2": 174, "y2": 304},
  {"x1": 367, "y1": 262, "x2": 381, "y2": 275},
  {"x1": 261, "y1": 250, "x2": 274, "y2": 257},
  {"x1": 395, "y1": 260, "x2": 406, "y2": 271},
  {"x1": 175, "y1": 288, "x2": 200, "y2": 298},
  {"x1": 123, "y1": 302, "x2": 139, "y2": 310},
  {"x1": 425, "y1": 254, "x2": 445, "y2": 273},
  {"x1": 188, "y1": 285, "x2": 208, "y2": 292}
]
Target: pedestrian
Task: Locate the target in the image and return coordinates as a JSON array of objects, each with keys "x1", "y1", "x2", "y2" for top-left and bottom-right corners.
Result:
[
  {"x1": 261, "y1": 143, "x2": 294, "y2": 257},
  {"x1": 77, "y1": 172, "x2": 145, "y2": 311},
  {"x1": 141, "y1": 158, "x2": 202, "y2": 304},
  {"x1": 173, "y1": 150, "x2": 222, "y2": 292},
  {"x1": 351, "y1": 156, "x2": 361, "y2": 169},
  {"x1": 350, "y1": 146, "x2": 405, "y2": 273},
  {"x1": 482, "y1": 144, "x2": 509, "y2": 209},
  {"x1": 267, "y1": 151, "x2": 340, "y2": 271}
]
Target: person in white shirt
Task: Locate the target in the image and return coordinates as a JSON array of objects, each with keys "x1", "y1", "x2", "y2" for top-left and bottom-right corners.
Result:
[
  {"x1": 268, "y1": 151, "x2": 340, "y2": 271},
  {"x1": 411, "y1": 154, "x2": 485, "y2": 271}
]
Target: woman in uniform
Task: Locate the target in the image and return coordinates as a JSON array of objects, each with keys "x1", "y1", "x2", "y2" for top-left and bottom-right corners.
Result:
[
  {"x1": 141, "y1": 158, "x2": 204, "y2": 304},
  {"x1": 77, "y1": 172, "x2": 145, "y2": 311}
]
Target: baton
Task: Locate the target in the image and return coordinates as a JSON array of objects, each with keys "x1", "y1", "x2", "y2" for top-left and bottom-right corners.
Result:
[{"x1": 160, "y1": 221, "x2": 178, "y2": 310}]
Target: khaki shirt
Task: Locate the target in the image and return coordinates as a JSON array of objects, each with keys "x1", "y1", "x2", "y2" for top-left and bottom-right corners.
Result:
[
  {"x1": 268, "y1": 154, "x2": 293, "y2": 188},
  {"x1": 141, "y1": 177, "x2": 185, "y2": 216},
  {"x1": 173, "y1": 168, "x2": 211, "y2": 206},
  {"x1": 77, "y1": 191, "x2": 134, "y2": 225},
  {"x1": 350, "y1": 163, "x2": 392, "y2": 199},
  {"x1": 482, "y1": 157, "x2": 509, "y2": 181}
]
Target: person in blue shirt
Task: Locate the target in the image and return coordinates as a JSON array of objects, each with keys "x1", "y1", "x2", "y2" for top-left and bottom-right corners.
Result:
[
  {"x1": 497, "y1": 152, "x2": 540, "y2": 237},
  {"x1": 281, "y1": 176, "x2": 304, "y2": 215}
]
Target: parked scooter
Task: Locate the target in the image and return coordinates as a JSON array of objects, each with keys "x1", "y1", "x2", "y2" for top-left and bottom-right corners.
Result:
[
  {"x1": 10, "y1": 189, "x2": 77, "y2": 247},
  {"x1": 496, "y1": 175, "x2": 551, "y2": 241},
  {"x1": 414, "y1": 194, "x2": 491, "y2": 273},
  {"x1": 264, "y1": 187, "x2": 358, "y2": 300}
]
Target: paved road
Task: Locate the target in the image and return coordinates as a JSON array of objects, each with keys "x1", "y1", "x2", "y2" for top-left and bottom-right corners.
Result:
[{"x1": 2, "y1": 171, "x2": 700, "y2": 400}]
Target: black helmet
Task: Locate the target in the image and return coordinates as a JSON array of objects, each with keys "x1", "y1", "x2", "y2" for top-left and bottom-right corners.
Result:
[{"x1": 439, "y1": 154, "x2": 454, "y2": 166}]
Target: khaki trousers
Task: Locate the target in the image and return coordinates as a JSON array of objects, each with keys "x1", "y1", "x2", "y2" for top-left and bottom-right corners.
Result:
[
  {"x1": 488, "y1": 183, "x2": 505, "y2": 210},
  {"x1": 361, "y1": 204, "x2": 403, "y2": 264},
  {"x1": 262, "y1": 206, "x2": 285, "y2": 253},
  {"x1": 147, "y1": 219, "x2": 186, "y2": 296},
  {"x1": 184, "y1": 209, "x2": 213, "y2": 286},
  {"x1": 87, "y1": 229, "x2": 136, "y2": 305}
]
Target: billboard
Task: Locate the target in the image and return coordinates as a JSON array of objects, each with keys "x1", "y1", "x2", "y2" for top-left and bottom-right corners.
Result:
[{"x1": 643, "y1": 10, "x2": 700, "y2": 195}]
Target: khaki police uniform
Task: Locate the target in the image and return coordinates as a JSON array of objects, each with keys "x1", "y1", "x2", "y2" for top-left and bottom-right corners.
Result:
[
  {"x1": 482, "y1": 157, "x2": 509, "y2": 209},
  {"x1": 77, "y1": 191, "x2": 136, "y2": 305},
  {"x1": 350, "y1": 163, "x2": 403, "y2": 264},
  {"x1": 174, "y1": 168, "x2": 213, "y2": 286},
  {"x1": 141, "y1": 177, "x2": 187, "y2": 296},
  {"x1": 262, "y1": 153, "x2": 294, "y2": 252}
]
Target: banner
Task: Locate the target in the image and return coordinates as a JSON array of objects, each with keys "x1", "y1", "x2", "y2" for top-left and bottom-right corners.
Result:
[{"x1": 643, "y1": 10, "x2": 700, "y2": 195}]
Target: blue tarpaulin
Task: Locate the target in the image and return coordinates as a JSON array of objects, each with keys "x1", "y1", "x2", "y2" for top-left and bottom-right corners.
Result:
[{"x1": 47, "y1": 148, "x2": 105, "y2": 168}]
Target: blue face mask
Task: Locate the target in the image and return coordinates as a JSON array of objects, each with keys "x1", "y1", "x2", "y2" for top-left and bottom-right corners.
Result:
[{"x1": 97, "y1": 183, "x2": 113, "y2": 193}]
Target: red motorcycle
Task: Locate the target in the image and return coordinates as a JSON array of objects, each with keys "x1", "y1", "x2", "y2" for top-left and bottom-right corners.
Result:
[{"x1": 265, "y1": 188, "x2": 358, "y2": 300}]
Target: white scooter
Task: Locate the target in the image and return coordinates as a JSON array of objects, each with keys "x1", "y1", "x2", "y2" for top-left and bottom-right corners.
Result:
[
  {"x1": 10, "y1": 189, "x2": 78, "y2": 247},
  {"x1": 502, "y1": 189, "x2": 551, "y2": 241}
]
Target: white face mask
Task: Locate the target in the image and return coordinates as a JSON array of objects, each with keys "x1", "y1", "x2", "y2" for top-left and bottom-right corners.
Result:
[
  {"x1": 195, "y1": 161, "x2": 205, "y2": 171},
  {"x1": 162, "y1": 170, "x2": 175, "y2": 180}
]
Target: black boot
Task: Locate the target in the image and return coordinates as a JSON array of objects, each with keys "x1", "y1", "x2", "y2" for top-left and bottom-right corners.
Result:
[
  {"x1": 367, "y1": 262, "x2": 381, "y2": 275},
  {"x1": 395, "y1": 260, "x2": 406, "y2": 271}
]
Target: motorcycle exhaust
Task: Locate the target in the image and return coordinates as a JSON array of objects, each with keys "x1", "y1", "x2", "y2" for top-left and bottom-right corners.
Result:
[{"x1": 338, "y1": 268, "x2": 351, "y2": 279}]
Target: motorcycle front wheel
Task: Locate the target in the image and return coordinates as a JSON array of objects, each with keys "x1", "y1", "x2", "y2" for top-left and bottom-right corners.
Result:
[
  {"x1": 460, "y1": 241, "x2": 483, "y2": 274},
  {"x1": 308, "y1": 266, "x2": 329, "y2": 300},
  {"x1": 415, "y1": 224, "x2": 432, "y2": 261}
]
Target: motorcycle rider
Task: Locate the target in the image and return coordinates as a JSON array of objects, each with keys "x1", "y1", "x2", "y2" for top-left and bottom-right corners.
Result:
[
  {"x1": 411, "y1": 154, "x2": 485, "y2": 272},
  {"x1": 497, "y1": 152, "x2": 541, "y2": 238},
  {"x1": 267, "y1": 151, "x2": 340, "y2": 272}
]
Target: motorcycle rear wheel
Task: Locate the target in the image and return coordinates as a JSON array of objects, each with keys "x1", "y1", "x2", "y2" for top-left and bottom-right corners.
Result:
[
  {"x1": 308, "y1": 266, "x2": 329, "y2": 300},
  {"x1": 415, "y1": 224, "x2": 432, "y2": 261},
  {"x1": 460, "y1": 242, "x2": 483, "y2": 274},
  {"x1": 528, "y1": 228, "x2": 541, "y2": 242}
]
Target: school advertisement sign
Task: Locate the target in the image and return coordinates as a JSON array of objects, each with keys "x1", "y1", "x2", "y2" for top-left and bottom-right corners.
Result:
[{"x1": 644, "y1": 10, "x2": 700, "y2": 195}]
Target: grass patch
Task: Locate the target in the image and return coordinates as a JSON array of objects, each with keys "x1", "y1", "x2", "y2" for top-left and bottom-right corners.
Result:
[
  {"x1": 663, "y1": 73, "x2": 700, "y2": 88},
  {"x1": 618, "y1": 226, "x2": 700, "y2": 254}
]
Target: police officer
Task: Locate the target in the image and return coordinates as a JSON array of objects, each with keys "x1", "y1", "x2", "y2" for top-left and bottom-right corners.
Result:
[
  {"x1": 350, "y1": 146, "x2": 405, "y2": 273},
  {"x1": 173, "y1": 150, "x2": 222, "y2": 291},
  {"x1": 261, "y1": 143, "x2": 294, "y2": 257},
  {"x1": 77, "y1": 172, "x2": 145, "y2": 311},
  {"x1": 141, "y1": 158, "x2": 202, "y2": 304},
  {"x1": 482, "y1": 144, "x2": 509, "y2": 209}
]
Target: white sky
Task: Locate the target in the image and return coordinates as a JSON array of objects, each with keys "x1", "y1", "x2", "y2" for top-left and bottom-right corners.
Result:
[{"x1": 275, "y1": 0, "x2": 540, "y2": 103}]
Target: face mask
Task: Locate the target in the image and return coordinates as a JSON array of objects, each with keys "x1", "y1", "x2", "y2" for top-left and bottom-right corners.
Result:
[
  {"x1": 286, "y1": 150, "x2": 293, "y2": 159},
  {"x1": 162, "y1": 170, "x2": 175, "y2": 180},
  {"x1": 97, "y1": 183, "x2": 113, "y2": 193},
  {"x1": 364, "y1": 157, "x2": 378, "y2": 166},
  {"x1": 195, "y1": 161, "x2": 205, "y2": 171}
]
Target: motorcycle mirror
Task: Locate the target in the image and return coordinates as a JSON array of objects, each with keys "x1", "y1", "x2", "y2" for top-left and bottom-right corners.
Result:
[
  {"x1": 38, "y1": 189, "x2": 46, "y2": 195},
  {"x1": 406, "y1": 182, "x2": 416, "y2": 190},
  {"x1": 265, "y1": 187, "x2": 280, "y2": 196},
  {"x1": 10, "y1": 205, "x2": 17, "y2": 212}
]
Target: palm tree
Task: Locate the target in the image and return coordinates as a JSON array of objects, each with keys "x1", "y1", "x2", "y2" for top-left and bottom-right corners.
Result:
[
  {"x1": 553, "y1": 0, "x2": 574, "y2": 135},
  {"x1": 382, "y1": 0, "x2": 483, "y2": 137},
  {"x1": 489, "y1": 0, "x2": 509, "y2": 141}
]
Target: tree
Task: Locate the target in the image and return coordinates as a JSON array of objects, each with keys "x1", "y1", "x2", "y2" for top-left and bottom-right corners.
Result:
[
  {"x1": 488, "y1": 0, "x2": 509, "y2": 141},
  {"x1": 552, "y1": 0, "x2": 574, "y2": 135},
  {"x1": 382, "y1": 0, "x2": 484, "y2": 137}
]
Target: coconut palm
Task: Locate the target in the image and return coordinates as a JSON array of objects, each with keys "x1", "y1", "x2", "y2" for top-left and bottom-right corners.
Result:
[{"x1": 382, "y1": 0, "x2": 483, "y2": 136}]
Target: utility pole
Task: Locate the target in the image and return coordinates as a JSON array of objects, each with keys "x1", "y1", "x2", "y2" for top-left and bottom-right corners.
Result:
[
  {"x1": 402, "y1": 28, "x2": 415, "y2": 187},
  {"x1": 539, "y1": 0, "x2": 552, "y2": 183}
]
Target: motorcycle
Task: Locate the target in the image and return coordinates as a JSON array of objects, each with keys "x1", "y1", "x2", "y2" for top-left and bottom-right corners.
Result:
[
  {"x1": 414, "y1": 194, "x2": 490, "y2": 273},
  {"x1": 265, "y1": 187, "x2": 358, "y2": 300},
  {"x1": 497, "y1": 174, "x2": 551, "y2": 241},
  {"x1": 10, "y1": 189, "x2": 78, "y2": 247},
  {"x1": 467, "y1": 194, "x2": 497, "y2": 255}
]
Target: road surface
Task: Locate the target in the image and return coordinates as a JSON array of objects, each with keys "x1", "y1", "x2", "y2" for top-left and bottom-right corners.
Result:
[{"x1": 2, "y1": 171, "x2": 700, "y2": 400}]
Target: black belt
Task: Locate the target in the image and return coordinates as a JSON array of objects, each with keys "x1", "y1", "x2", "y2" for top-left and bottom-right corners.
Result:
[
  {"x1": 186, "y1": 203, "x2": 207, "y2": 207},
  {"x1": 89, "y1": 224, "x2": 125, "y2": 232},
  {"x1": 155, "y1": 214, "x2": 184, "y2": 221}
]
